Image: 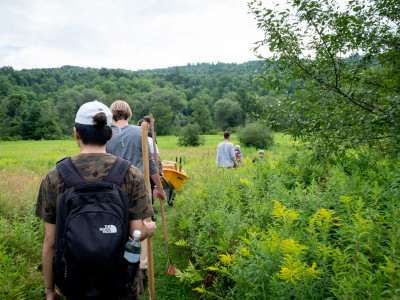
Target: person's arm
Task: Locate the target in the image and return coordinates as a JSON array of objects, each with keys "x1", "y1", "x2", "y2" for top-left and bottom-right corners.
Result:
[
  {"x1": 129, "y1": 219, "x2": 156, "y2": 241},
  {"x1": 151, "y1": 153, "x2": 163, "y2": 176},
  {"x1": 216, "y1": 145, "x2": 220, "y2": 167},
  {"x1": 240, "y1": 154, "x2": 244, "y2": 166},
  {"x1": 230, "y1": 145, "x2": 236, "y2": 165},
  {"x1": 151, "y1": 173, "x2": 166, "y2": 202},
  {"x1": 42, "y1": 223, "x2": 60, "y2": 300}
]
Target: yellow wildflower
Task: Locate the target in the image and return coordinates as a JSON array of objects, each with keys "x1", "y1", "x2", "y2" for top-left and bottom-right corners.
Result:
[
  {"x1": 193, "y1": 285, "x2": 206, "y2": 293},
  {"x1": 310, "y1": 208, "x2": 342, "y2": 229},
  {"x1": 239, "y1": 178, "x2": 249, "y2": 186},
  {"x1": 340, "y1": 196, "x2": 355, "y2": 205},
  {"x1": 304, "y1": 262, "x2": 323, "y2": 279},
  {"x1": 278, "y1": 255, "x2": 302, "y2": 284},
  {"x1": 240, "y1": 247, "x2": 252, "y2": 257},
  {"x1": 205, "y1": 266, "x2": 219, "y2": 271},
  {"x1": 278, "y1": 266, "x2": 301, "y2": 284},
  {"x1": 218, "y1": 253, "x2": 235, "y2": 267},
  {"x1": 278, "y1": 255, "x2": 323, "y2": 285},
  {"x1": 281, "y1": 239, "x2": 308, "y2": 256},
  {"x1": 271, "y1": 200, "x2": 299, "y2": 225}
]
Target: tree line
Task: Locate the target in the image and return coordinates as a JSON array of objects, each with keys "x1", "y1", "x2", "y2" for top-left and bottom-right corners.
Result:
[{"x1": 0, "y1": 62, "x2": 274, "y2": 140}]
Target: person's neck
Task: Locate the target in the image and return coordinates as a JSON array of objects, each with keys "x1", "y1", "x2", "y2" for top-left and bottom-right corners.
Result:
[
  {"x1": 80, "y1": 144, "x2": 107, "y2": 154},
  {"x1": 115, "y1": 119, "x2": 129, "y2": 128},
  {"x1": 224, "y1": 139, "x2": 230, "y2": 142}
]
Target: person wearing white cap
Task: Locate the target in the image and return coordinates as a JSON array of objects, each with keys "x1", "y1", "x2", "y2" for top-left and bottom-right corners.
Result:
[
  {"x1": 106, "y1": 100, "x2": 166, "y2": 291},
  {"x1": 35, "y1": 100, "x2": 156, "y2": 299}
]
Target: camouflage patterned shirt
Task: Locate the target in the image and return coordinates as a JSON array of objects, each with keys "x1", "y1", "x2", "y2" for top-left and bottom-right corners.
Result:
[{"x1": 35, "y1": 153, "x2": 153, "y2": 224}]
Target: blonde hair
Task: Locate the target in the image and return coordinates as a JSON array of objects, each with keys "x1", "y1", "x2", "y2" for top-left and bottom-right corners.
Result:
[
  {"x1": 235, "y1": 145, "x2": 240, "y2": 151},
  {"x1": 110, "y1": 100, "x2": 132, "y2": 121}
]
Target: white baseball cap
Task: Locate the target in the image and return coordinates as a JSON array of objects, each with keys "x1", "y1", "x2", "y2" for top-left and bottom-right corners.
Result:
[{"x1": 75, "y1": 100, "x2": 113, "y2": 126}]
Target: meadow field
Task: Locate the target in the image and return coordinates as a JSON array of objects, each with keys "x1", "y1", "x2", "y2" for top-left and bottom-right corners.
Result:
[{"x1": 0, "y1": 134, "x2": 399, "y2": 299}]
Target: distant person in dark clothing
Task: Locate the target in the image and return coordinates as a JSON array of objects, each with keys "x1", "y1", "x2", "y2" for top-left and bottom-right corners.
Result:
[{"x1": 252, "y1": 149, "x2": 264, "y2": 163}]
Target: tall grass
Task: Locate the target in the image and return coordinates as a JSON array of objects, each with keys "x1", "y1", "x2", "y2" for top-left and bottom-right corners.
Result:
[
  {"x1": 0, "y1": 134, "x2": 238, "y2": 299},
  {"x1": 172, "y1": 136, "x2": 400, "y2": 299}
]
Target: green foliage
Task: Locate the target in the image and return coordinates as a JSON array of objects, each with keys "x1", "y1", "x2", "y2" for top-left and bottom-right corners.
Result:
[
  {"x1": 151, "y1": 102, "x2": 175, "y2": 136},
  {"x1": 0, "y1": 62, "x2": 266, "y2": 141},
  {"x1": 0, "y1": 213, "x2": 44, "y2": 299},
  {"x1": 178, "y1": 124, "x2": 205, "y2": 147},
  {"x1": 172, "y1": 134, "x2": 400, "y2": 299},
  {"x1": 249, "y1": 0, "x2": 400, "y2": 153},
  {"x1": 189, "y1": 98, "x2": 214, "y2": 133},
  {"x1": 238, "y1": 122, "x2": 273, "y2": 149},
  {"x1": 213, "y1": 98, "x2": 243, "y2": 130}
]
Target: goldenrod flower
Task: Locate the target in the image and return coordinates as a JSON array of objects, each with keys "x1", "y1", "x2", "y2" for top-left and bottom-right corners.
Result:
[
  {"x1": 340, "y1": 196, "x2": 355, "y2": 205},
  {"x1": 310, "y1": 208, "x2": 342, "y2": 230},
  {"x1": 271, "y1": 200, "x2": 299, "y2": 225},
  {"x1": 193, "y1": 285, "x2": 206, "y2": 293},
  {"x1": 304, "y1": 262, "x2": 323, "y2": 279},
  {"x1": 278, "y1": 266, "x2": 301, "y2": 284},
  {"x1": 278, "y1": 255, "x2": 302, "y2": 284},
  {"x1": 218, "y1": 253, "x2": 235, "y2": 267},
  {"x1": 278, "y1": 255, "x2": 323, "y2": 285},
  {"x1": 281, "y1": 239, "x2": 308, "y2": 256},
  {"x1": 240, "y1": 247, "x2": 252, "y2": 257}
]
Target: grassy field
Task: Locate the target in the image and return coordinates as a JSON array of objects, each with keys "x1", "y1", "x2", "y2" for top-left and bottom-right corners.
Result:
[
  {"x1": 0, "y1": 134, "x2": 252, "y2": 299},
  {"x1": 2, "y1": 133, "x2": 398, "y2": 299}
]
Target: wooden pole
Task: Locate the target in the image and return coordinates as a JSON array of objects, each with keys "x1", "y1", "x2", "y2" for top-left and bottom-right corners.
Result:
[
  {"x1": 149, "y1": 115, "x2": 169, "y2": 255},
  {"x1": 141, "y1": 122, "x2": 155, "y2": 300}
]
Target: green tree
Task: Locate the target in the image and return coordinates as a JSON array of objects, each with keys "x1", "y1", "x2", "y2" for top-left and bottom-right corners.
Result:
[
  {"x1": 213, "y1": 98, "x2": 243, "y2": 130},
  {"x1": 35, "y1": 100, "x2": 63, "y2": 139},
  {"x1": 100, "y1": 80, "x2": 118, "y2": 94},
  {"x1": 178, "y1": 123, "x2": 205, "y2": 147},
  {"x1": 151, "y1": 102, "x2": 174, "y2": 135},
  {"x1": 0, "y1": 94, "x2": 28, "y2": 140},
  {"x1": 249, "y1": 0, "x2": 400, "y2": 153},
  {"x1": 21, "y1": 102, "x2": 41, "y2": 139},
  {"x1": 190, "y1": 98, "x2": 214, "y2": 133},
  {"x1": 143, "y1": 88, "x2": 187, "y2": 114},
  {"x1": 238, "y1": 122, "x2": 274, "y2": 149}
]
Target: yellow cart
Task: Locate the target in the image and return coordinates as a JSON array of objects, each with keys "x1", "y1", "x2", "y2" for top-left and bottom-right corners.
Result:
[{"x1": 161, "y1": 159, "x2": 188, "y2": 206}]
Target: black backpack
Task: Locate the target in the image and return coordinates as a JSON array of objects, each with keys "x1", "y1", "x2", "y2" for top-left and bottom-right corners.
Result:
[{"x1": 53, "y1": 156, "x2": 131, "y2": 298}]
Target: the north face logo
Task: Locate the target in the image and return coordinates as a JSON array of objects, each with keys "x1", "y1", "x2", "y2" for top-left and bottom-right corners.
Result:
[{"x1": 99, "y1": 225, "x2": 117, "y2": 233}]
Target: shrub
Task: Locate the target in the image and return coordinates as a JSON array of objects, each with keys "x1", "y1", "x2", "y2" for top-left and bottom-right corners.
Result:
[
  {"x1": 238, "y1": 122, "x2": 274, "y2": 149},
  {"x1": 178, "y1": 124, "x2": 205, "y2": 147}
]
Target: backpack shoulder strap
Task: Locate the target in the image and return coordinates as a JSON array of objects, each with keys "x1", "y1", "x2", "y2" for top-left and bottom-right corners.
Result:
[
  {"x1": 56, "y1": 157, "x2": 85, "y2": 188},
  {"x1": 103, "y1": 156, "x2": 131, "y2": 186}
]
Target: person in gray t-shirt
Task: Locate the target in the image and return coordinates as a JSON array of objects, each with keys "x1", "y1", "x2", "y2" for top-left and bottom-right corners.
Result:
[
  {"x1": 106, "y1": 100, "x2": 165, "y2": 201},
  {"x1": 216, "y1": 131, "x2": 236, "y2": 168}
]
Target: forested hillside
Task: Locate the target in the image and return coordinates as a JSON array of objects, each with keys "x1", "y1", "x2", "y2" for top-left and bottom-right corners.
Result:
[{"x1": 0, "y1": 61, "x2": 272, "y2": 140}]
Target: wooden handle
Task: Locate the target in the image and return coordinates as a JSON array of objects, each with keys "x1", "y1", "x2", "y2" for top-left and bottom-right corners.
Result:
[
  {"x1": 149, "y1": 115, "x2": 170, "y2": 254},
  {"x1": 141, "y1": 122, "x2": 155, "y2": 300}
]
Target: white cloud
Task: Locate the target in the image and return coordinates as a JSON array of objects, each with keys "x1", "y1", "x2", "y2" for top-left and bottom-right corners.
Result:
[{"x1": 0, "y1": 0, "x2": 265, "y2": 70}]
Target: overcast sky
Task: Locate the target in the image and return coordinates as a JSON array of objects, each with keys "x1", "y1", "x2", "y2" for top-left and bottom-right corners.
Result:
[{"x1": 0, "y1": 0, "x2": 266, "y2": 71}]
